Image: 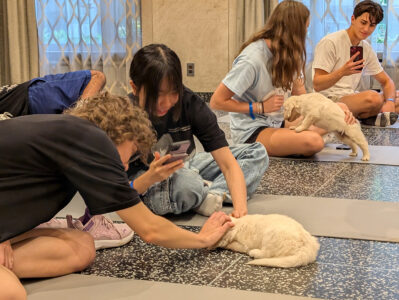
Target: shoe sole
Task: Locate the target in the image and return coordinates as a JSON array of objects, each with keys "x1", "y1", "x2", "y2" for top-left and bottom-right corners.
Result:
[{"x1": 94, "y1": 231, "x2": 134, "y2": 250}]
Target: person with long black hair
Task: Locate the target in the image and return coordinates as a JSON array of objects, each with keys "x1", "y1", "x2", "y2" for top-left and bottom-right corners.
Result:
[{"x1": 128, "y1": 44, "x2": 268, "y2": 218}]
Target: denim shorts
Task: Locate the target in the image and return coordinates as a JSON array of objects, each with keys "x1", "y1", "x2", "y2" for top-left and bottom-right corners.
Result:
[{"x1": 28, "y1": 70, "x2": 92, "y2": 114}]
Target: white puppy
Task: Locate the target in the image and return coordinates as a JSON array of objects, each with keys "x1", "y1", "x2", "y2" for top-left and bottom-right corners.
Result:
[
  {"x1": 215, "y1": 214, "x2": 320, "y2": 268},
  {"x1": 283, "y1": 93, "x2": 370, "y2": 161}
]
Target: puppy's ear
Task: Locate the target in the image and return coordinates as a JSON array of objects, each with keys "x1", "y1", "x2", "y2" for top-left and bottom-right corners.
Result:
[{"x1": 284, "y1": 100, "x2": 294, "y2": 120}]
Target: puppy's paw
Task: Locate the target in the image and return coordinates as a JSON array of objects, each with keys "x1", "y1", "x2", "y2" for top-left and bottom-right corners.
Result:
[
  {"x1": 349, "y1": 152, "x2": 357, "y2": 157},
  {"x1": 248, "y1": 249, "x2": 263, "y2": 259},
  {"x1": 289, "y1": 126, "x2": 296, "y2": 130},
  {"x1": 361, "y1": 155, "x2": 370, "y2": 161}
]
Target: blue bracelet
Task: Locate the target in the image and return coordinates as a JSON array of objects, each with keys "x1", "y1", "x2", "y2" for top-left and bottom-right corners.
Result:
[
  {"x1": 386, "y1": 98, "x2": 395, "y2": 102},
  {"x1": 249, "y1": 102, "x2": 255, "y2": 119},
  {"x1": 129, "y1": 180, "x2": 134, "y2": 189}
]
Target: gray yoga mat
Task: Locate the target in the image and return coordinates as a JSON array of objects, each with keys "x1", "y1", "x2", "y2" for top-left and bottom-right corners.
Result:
[
  {"x1": 170, "y1": 194, "x2": 399, "y2": 243},
  {"x1": 273, "y1": 144, "x2": 399, "y2": 165},
  {"x1": 23, "y1": 274, "x2": 319, "y2": 300}
]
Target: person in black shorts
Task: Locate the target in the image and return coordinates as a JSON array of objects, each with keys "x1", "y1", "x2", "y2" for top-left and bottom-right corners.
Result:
[
  {"x1": 0, "y1": 92, "x2": 234, "y2": 299},
  {"x1": 0, "y1": 70, "x2": 105, "y2": 117}
]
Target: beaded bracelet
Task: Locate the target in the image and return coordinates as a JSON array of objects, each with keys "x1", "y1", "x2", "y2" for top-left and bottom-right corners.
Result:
[{"x1": 386, "y1": 98, "x2": 395, "y2": 102}]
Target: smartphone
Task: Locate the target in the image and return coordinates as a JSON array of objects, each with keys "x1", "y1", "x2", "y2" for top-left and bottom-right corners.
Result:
[
  {"x1": 350, "y1": 46, "x2": 363, "y2": 70},
  {"x1": 165, "y1": 140, "x2": 190, "y2": 164},
  {"x1": 336, "y1": 144, "x2": 351, "y2": 150}
]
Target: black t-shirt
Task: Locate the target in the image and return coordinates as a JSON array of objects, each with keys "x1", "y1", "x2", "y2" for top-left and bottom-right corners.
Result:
[
  {"x1": 0, "y1": 114, "x2": 140, "y2": 242},
  {"x1": 0, "y1": 81, "x2": 30, "y2": 116},
  {"x1": 128, "y1": 87, "x2": 228, "y2": 176}
]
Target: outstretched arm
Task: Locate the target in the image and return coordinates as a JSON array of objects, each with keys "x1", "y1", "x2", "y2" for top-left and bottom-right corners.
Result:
[
  {"x1": 210, "y1": 147, "x2": 247, "y2": 218},
  {"x1": 117, "y1": 203, "x2": 233, "y2": 249}
]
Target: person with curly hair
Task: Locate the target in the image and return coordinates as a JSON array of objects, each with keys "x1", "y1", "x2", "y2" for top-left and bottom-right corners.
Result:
[
  {"x1": 0, "y1": 70, "x2": 140, "y2": 250},
  {"x1": 0, "y1": 92, "x2": 234, "y2": 299}
]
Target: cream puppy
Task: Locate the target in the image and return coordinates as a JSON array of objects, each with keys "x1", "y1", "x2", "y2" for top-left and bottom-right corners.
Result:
[
  {"x1": 284, "y1": 93, "x2": 370, "y2": 161},
  {"x1": 215, "y1": 214, "x2": 320, "y2": 268}
]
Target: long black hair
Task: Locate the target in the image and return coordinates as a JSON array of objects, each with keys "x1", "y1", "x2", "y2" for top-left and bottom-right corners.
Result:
[{"x1": 129, "y1": 44, "x2": 183, "y2": 121}]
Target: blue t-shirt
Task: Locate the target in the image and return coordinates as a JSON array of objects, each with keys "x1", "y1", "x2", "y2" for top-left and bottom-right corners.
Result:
[
  {"x1": 222, "y1": 39, "x2": 291, "y2": 144},
  {"x1": 28, "y1": 70, "x2": 92, "y2": 114}
]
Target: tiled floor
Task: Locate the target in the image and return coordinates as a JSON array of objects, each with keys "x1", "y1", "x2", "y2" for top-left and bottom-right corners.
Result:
[{"x1": 81, "y1": 108, "x2": 399, "y2": 300}]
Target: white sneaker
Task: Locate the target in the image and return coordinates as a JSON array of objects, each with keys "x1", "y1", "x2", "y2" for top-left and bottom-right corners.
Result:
[{"x1": 194, "y1": 192, "x2": 223, "y2": 217}]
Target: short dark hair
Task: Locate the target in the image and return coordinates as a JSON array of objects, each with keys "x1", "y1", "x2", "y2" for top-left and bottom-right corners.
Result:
[
  {"x1": 353, "y1": 0, "x2": 384, "y2": 24},
  {"x1": 129, "y1": 44, "x2": 183, "y2": 122}
]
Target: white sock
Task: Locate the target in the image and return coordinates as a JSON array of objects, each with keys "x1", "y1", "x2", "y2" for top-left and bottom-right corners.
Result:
[{"x1": 194, "y1": 193, "x2": 223, "y2": 216}]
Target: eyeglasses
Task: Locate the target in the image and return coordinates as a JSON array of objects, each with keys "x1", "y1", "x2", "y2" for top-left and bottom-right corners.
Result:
[{"x1": 128, "y1": 153, "x2": 141, "y2": 164}]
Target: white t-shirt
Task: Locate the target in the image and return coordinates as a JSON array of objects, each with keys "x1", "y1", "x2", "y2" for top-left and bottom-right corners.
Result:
[
  {"x1": 222, "y1": 39, "x2": 291, "y2": 144},
  {"x1": 312, "y1": 30, "x2": 383, "y2": 98}
]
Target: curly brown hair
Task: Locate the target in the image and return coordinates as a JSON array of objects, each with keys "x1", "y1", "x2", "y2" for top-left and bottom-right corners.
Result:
[
  {"x1": 239, "y1": 0, "x2": 309, "y2": 91},
  {"x1": 64, "y1": 92, "x2": 156, "y2": 162}
]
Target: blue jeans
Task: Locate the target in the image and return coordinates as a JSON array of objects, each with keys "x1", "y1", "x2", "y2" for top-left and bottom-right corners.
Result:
[{"x1": 138, "y1": 142, "x2": 268, "y2": 215}]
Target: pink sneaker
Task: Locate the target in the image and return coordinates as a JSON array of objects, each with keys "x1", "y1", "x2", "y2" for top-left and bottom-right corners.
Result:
[
  {"x1": 66, "y1": 214, "x2": 134, "y2": 250},
  {"x1": 35, "y1": 218, "x2": 68, "y2": 229}
]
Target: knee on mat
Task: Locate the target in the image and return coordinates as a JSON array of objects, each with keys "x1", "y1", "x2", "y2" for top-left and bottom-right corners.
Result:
[
  {"x1": 65, "y1": 230, "x2": 96, "y2": 271},
  {"x1": 302, "y1": 133, "x2": 324, "y2": 155}
]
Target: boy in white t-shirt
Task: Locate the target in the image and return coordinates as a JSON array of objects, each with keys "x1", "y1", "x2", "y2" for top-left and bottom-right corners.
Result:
[{"x1": 313, "y1": 0, "x2": 397, "y2": 127}]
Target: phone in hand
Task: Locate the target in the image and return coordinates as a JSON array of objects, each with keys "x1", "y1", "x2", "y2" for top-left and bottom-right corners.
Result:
[
  {"x1": 165, "y1": 140, "x2": 190, "y2": 164},
  {"x1": 350, "y1": 46, "x2": 363, "y2": 70}
]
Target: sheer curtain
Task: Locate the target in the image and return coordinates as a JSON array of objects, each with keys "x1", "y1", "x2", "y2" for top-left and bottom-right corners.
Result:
[{"x1": 35, "y1": 0, "x2": 141, "y2": 95}]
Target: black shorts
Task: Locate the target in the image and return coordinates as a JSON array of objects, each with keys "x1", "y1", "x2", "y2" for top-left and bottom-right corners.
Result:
[
  {"x1": 245, "y1": 121, "x2": 285, "y2": 143},
  {"x1": 0, "y1": 81, "x2": 30, "y2": 116}
]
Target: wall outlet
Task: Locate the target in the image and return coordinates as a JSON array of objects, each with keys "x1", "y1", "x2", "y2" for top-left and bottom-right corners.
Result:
[{"x1": 187, "y1": 63, "x2": 195, "y2": 76}]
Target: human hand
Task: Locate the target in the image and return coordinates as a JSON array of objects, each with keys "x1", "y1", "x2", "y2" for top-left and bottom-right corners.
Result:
[
  {"x1": 0, "y1": 240, "x2": 13, "y2": 270},
  {"x1": 231, "y1": 204, "x2": 247, "y2": 218},
  {"x1": 198, "y1": 211, "x2": 234, "y2": 248},
  {"x1": 337, "y1": 102, "x2": 356, "y2": 125},
  {"x1": 341, "y1": 52, "x2": 364, "y2": 76},
  {"x1": 262, "y1": 94, "x2": 284, "y2": 113},
  {"x1": 147, "y1": 151, "x2": 184, "y2": 183}
]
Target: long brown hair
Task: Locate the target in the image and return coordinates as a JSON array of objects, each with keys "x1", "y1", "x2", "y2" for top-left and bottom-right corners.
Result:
[{"x1": 239, "y1": 0, "x2": 309, "y2": 91}]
